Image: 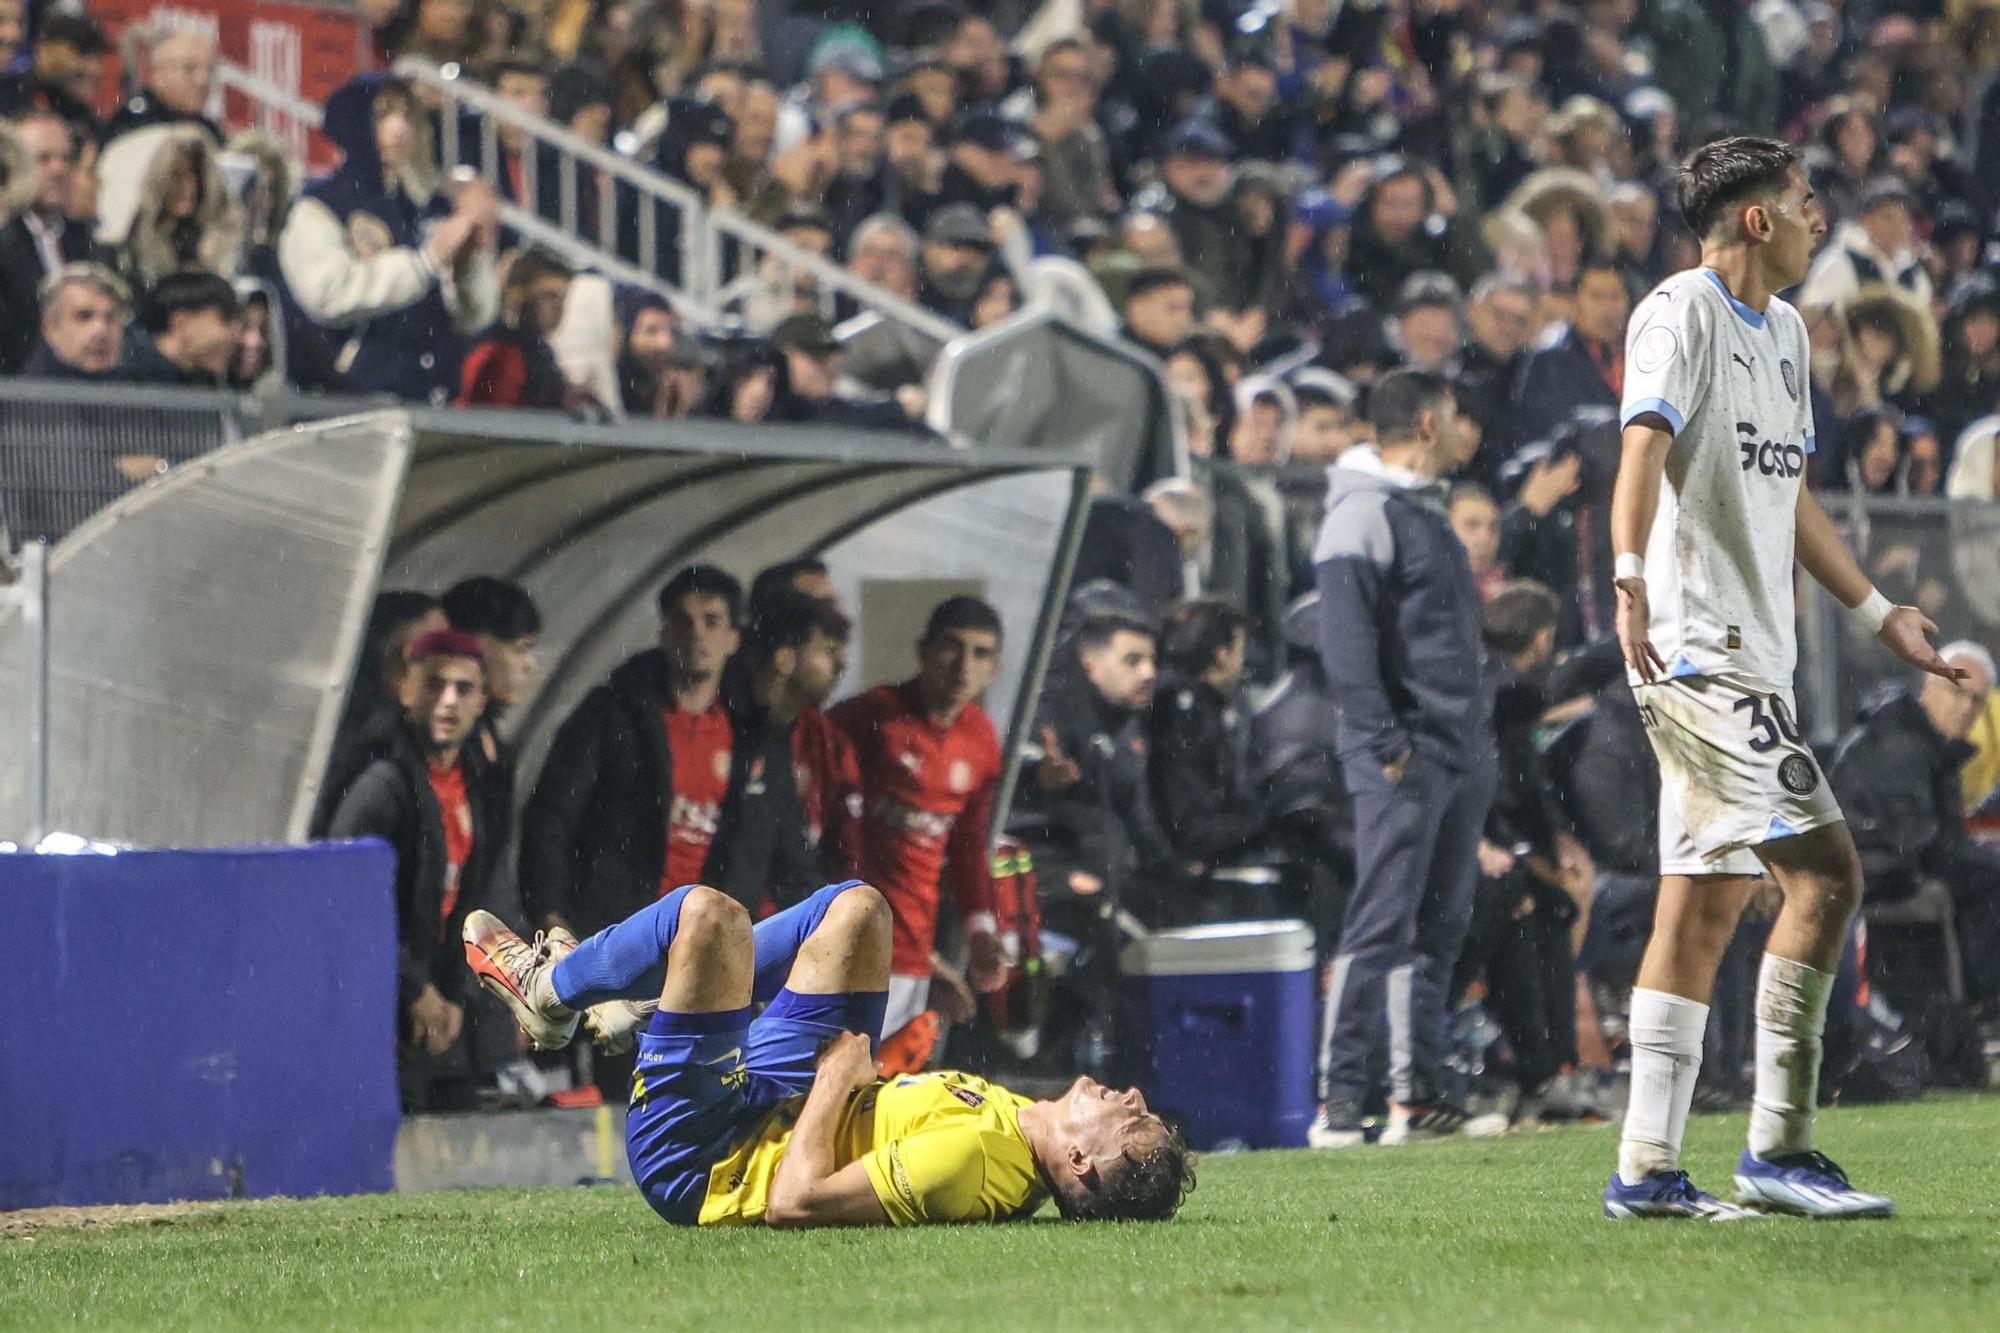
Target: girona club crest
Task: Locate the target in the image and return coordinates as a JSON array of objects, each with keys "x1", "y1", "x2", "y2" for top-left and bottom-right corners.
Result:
[{"x1": 1780, "y1": 358, "x2": 1799, "y2": 403}]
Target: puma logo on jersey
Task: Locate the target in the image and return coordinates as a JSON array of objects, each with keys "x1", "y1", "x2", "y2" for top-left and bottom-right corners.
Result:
[
  {"x1": 1736, "y1": 422, "x2": 1803, "y2": 478},
  {"x1": 1731, "y1": 352, "x2": 1755, "y2": 373}
]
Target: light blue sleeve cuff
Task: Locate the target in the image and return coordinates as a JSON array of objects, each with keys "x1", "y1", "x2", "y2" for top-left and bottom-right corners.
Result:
[
  {"x1": 1622, "y1": 397, "x2": 1686, "y2": 435},
  {"x1": 1803, "y1": 433, "x2": 1817, "y2": 456}
]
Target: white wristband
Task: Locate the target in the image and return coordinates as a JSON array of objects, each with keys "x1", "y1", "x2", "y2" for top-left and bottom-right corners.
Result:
[
  {"x1": 1614, "y1": 553, "x2": 1645, "y2": 580},
  {"x1": 965, "y1": 912, "x2": 998, "y2": 937},
  {"x1": 1850, "y1": 588, "x2": 1894, "y2": 635}
]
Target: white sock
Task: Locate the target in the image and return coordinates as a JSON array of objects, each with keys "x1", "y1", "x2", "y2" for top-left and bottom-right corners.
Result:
[
  {"x1": 1617, "y1": 988, "x2": 1709, "y2": 1184},
  {"x1": 1747, "y1": 953, "x2": 1833, "y2": 1158}
]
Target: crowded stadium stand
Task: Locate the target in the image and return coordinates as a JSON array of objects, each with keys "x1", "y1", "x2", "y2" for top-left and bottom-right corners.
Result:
[{"x1": 6, "y1": 0, "x2": 2000, "y2": 1210}]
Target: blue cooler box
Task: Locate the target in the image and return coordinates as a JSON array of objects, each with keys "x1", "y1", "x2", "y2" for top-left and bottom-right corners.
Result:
[{"x1": 1117, "y1": 920, "x2": 1315, "y2": 1150}]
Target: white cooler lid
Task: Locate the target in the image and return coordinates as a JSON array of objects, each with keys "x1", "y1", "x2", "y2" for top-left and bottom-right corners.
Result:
[{"x1": 1119, "y1": 919, "x2": 1315, "y2": 977}]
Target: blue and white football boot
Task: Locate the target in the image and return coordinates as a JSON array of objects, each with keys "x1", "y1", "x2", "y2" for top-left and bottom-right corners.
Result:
[
  {"x1": 1603, "y1": 1170, "x2": 1759, "y2": 1220},
  {"x1": 1733, "y1": 1149, "x2": 1895, "y2": 1218}
]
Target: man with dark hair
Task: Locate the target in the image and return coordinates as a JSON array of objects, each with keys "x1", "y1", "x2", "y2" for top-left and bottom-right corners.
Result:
[
  {"x1": 441, "y1": 575, "x2": 542, "y2": 802},
  {"x1": 458, "y1": 249, "x2": 574, "y2": 408},
  {"x1": 1455, "y1": 580, "x2": 1607, "y2": 1125},
  {"x1": 128, "y1": 269, "x2": 241, "y2": 385},
  {"x1": 739, "y1": 588, "x2": 861, "y2": 881},
  {"x1": 522, "y1": 563, "x2": 815, "y2": 959},
  {"x1": 1310, "y1": 367, "x2": 1499, "y2": 1146},
  {"x1": 1021, "y1": 601, "x2": 1181, "y2": 924},
  {"x1": 768, "y1": 313, "x2": 916, "y2": 430},
  {"x1": 1148, "y1": 599, "x2": 1267, "y2": 879},
  {"x1": 1120, "y1": 265, "x2": 1197, "y2": 359},
  {"x1": 0, "y1": 110, "x2": 104, "y2": 373},
  {"x1": 1605, "y1": 134, "x2": 1959, "y2": 1219},
  {"x1": 328, "y1": 629, "x2": 511, "y2": 1110},
  {"x1": 829, "y1": 596, "x2": 1010, "y2": 1043},
  {"x1": 1509, "y1": 260, "x2": 1631, "y2": 452},
  {"x1": 462, "y1": 880, "x2": 1193, "y2": 1227},
  {"x1": 748, "y1": 556, "x2": 840, "y2": 615}
]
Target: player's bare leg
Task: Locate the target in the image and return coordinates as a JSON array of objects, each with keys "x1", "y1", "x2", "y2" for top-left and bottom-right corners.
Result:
[
  {"x1": 1732, "y1": 825, "x2": 1893, "y2": 1216},
  {"x1": 655, "y1": 887, "x2": 755, "y2": 1014},
  {"x1": 780, "y1": 883, "x2": 892, "y2": 997}
]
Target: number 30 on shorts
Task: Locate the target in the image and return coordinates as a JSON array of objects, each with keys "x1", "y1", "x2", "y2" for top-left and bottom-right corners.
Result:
[{"x1": 1732, "y1": 693, "x2": 1801, "y2": 753}]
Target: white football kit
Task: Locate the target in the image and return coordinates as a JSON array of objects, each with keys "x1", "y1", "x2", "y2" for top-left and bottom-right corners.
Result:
[{"x1": 1619, "y1": 268, "x2": 1844, "y2": 874}]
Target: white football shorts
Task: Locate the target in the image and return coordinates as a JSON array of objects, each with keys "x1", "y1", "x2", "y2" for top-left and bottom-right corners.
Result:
[{"x1": 1634, "y1": 672, "x2": 1845, "y2": 876}]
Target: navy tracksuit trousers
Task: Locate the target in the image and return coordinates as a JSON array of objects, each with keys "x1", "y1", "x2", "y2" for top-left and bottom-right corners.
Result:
[{"x1": 1317, "y1": 750, "x2": 1495, "y2": 1106}]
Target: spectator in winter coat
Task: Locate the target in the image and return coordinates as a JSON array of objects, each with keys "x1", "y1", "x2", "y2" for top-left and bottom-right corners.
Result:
[
  {"x1": 1131, "y1": 121, "x2": 1262, "y2": 316},
  {"x1": 1509, "y1": 259, "x2": 1629, "y2": 454},
  {"x1": 735, "y1": 587, "x2": 859, "y2": 883},
  {"x1": 1799, "y1": 178, "x2": 1932, "y2": 313},
  {"x1": 0, "y1": 111, "x2": 105, "y2": 373},
  {"x1": 93, "y1": 123, "x2": 243, "y2": 299},
  {"x1": 1147, "y1": 599, "x2": 1266, "y2": 879},
  {"x1": 1830, "y1": 645, "x2": 2000, "y2": 1004},
  {"x1": 279, "y1": 73, "x2": 500, "y2": 402},
  {"x1": 326, "y1": 630, "x2": 512, "y2": 1111},
  {"x1": 101, "y1": 28, "x2": 221, "y2": 143}
]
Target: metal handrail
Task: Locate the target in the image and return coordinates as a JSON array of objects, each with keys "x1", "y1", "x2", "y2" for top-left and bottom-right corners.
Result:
[
  {"x1": 213, "y1": 57, "x2": 960, "y2": 351},
  {"x1": 703, "y1": 206, "x2": 963, "y2": 344},
  {"x1": 393, "y1": 58, "x2": 716, "y2": 301},
  {"x1": 211, "y1": 59, "x2": 322, "y2": 164}
]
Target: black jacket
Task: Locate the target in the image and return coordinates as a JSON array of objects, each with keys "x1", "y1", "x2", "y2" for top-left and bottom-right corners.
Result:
[
  {"x1": 1248, "y1": 654, "x2": 1356, "y2": 881},
  {"x1": 1830, "y1": 687, "x2": 2000, "y2": 902},
  {"x1": 1509, "y1": 323, "x2": 1620, "y2": 453},
  {"x1": 0, "y1": 214, "x2": 102, "y2": 374},
  {"x1": 1014, "y1": 653, "x2": 1180, "y2": 918},
  {"x1": 1147, "y1": 676, "x2": 1265, "y2": 866},
  {"x1": 326, "y1": 711, "x2": 509, "y2": 1016},
  {"x1": 1547, "y1": 662, "x2": 1658, "y2": 876},
  {"x1": 520, "y1": 649, "x2": 818, "y2": 934},
  {"x1": 1073, "y1": 494, "x2": 1185, "y2": 614}
]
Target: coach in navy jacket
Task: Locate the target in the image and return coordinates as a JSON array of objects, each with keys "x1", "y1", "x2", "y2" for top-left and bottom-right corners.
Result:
[{"x1": 1311, "y1": 369, "x2": 1498, "y2": 1135}]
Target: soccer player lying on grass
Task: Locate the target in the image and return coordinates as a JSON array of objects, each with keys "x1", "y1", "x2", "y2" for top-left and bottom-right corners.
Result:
[{"x1": 463, "y1": 880, "x2": 1194, "y2": 1227}]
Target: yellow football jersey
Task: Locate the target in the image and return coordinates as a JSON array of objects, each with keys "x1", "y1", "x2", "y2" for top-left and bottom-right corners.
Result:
[{"x1": 698, "y1": 1070, "x2": 1049, "y2": 1226}]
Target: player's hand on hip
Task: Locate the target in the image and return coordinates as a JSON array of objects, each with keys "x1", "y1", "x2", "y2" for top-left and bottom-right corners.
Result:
[
  {"x1": 817, "y1": 1030, "x2": 879, "y2": 1092},
  {"x1": 1615, "y1": 576, "x2": 1667, "y2": 683},
  {"x1": 1880, "y1": 605, "x2": 1969, "y2": 681}
]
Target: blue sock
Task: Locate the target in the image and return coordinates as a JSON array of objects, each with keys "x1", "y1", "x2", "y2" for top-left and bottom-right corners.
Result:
[
  {"x1": 550, "y1": 884, "x2": 697, "y2": 1009},
  {"x1": 751, "y1": 880, "x2": 868, "y2": 1002}
]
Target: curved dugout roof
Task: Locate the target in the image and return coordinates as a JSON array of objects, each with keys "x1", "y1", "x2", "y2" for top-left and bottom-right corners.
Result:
[{"x1": 11, "y1": 409, "x2": 1088, "y2": 847}]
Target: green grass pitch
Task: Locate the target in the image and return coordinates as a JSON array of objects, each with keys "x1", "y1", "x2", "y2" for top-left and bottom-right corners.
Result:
[{"x1": 6, "y1": 1096, "x2": 1998, "y2": 1331}]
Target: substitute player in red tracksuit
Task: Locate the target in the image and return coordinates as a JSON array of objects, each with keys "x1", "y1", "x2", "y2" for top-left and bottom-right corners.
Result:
[{"x1": 830, "y1": 596, "x2": 1010, "y2": 1038}]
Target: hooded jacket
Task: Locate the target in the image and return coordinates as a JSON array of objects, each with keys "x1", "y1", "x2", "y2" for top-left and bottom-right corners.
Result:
[
  {"x1": 277, "y1": 73, "x2": 497, "y2": 401},
  {"x1": 1312, "y1": 446, "x2": 1490, "y2": 771},
  {"x1": 94, "y1": 124, "x2": 244, "y2": 295},
  {"x1": 520, "y1": 649, "x2": 819, "y2": 936}
]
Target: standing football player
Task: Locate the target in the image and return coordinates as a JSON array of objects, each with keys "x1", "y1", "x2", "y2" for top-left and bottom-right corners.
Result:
[{"x1": 1604, "y1": 137, "x2": 1963, "y2": 1220}]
